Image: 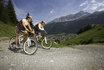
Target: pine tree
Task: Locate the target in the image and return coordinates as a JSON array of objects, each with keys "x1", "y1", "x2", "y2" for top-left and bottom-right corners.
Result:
[
  {"x1": 7, "y1": 0, "x2": 17, "y2": 25},
  {"x1": 0, "y1": 0, "x2": 3, "y2": 14},
  {"x1": 0, "y1": 0, "x2": 9, "y2": 23},
  {"x1": 0, "y1": 0, "x2": 4, "y2": 21}
]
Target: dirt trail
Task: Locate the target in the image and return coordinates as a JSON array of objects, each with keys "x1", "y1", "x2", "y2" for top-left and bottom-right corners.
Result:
[{"x1": 0, "y1": 39, "x2": 104, "y2": 70}]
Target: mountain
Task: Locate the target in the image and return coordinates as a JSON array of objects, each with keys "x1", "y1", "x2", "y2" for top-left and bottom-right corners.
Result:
[
  {"x1": 45, "y1": 11, "x2": 104, "y2": 34},
  {"x1": 51, "y1": 11, "x2": 90, "y2": 23}
]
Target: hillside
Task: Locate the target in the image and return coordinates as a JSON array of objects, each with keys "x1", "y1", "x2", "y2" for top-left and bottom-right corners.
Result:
[
  {"x1": 0, "y1": 0, "x2": 17, "y2": 37},
  {"x1": 0, "y1": 21, "x2": 15, "y2": 37},
  {"x1": 62, "y1": 24, "x2": 104, "y2": 45},
  {"x1": 45, "y1": 11, "x2": 104, "y2": 34}
]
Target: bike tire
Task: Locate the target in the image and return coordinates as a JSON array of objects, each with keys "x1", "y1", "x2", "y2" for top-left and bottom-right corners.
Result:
[
  {"x1": 9, "y1": 36, "x2": 16, "y2": 50},
  {"x1": 23, "y1": 39, "x2": 38, "y2": 55},
  {"x1": 41, "y1": 39, "x2": 52, "y2": 50}
]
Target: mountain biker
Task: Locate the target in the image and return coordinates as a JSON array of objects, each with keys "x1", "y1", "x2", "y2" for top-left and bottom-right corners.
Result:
[
  {"x1": 33, "y1": 21, "x2": 47, "y2": 41},
  {"x1": 15, "y1": 16, "x2": 34, "y2": 48}
]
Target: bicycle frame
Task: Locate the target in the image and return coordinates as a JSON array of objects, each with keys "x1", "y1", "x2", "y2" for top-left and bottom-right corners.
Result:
[
  {"x1": 18, "y1": 35, "x2": 23, "y2": 45},
  {"x1": 17, "y1": 35, "x2": 31, "y2": 47},
  {"x1": 18, "y1": 31, "x2": 33, "y2": 46},
  {"x1": 36, "y1": 33, "x2": 48, "y2": 44}
]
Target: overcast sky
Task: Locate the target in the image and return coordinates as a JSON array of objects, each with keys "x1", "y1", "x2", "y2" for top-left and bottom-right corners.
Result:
[{"x1": 11, "y1": 0, "x2": 104, "y2": 24}]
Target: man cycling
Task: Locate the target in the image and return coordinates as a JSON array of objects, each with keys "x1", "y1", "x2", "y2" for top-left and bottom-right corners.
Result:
[
  {"x1": 15, "y1": 16, "x2": 34, "y2": 48},
  {"x1": 34, "y1": 21, "x2": 47, "y2": 41}
]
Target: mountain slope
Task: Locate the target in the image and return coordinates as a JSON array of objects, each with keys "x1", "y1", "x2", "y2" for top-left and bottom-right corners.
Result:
[
  {"x1": 45, "y1": 11, "x2": 104, "y2": 34},
  {"x1": 51, "y1": 11, "x2": 90, "y2": 23},
  {"x1": 62, "y1": 24, "x2": 104, "y2": 45},
  {"x1": 0, "y1": 21, "x2": 15, "y2": 37}
]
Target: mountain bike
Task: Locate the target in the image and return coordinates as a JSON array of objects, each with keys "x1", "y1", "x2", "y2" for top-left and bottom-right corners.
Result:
[
  {"x1": 35, "y1": 32, "x2": 53, "y2": 50},
  {"x1": 9, "y1": 31, "x2": 38, "y2": 55}
]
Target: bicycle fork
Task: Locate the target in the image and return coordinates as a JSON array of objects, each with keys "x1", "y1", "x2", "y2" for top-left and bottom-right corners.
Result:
[
  {"x1": 27, "y1": 37, "x2": 31, "y2": 47},
  {"x1": 44, "y1": 37, "x2": 48, "y2": 44}
]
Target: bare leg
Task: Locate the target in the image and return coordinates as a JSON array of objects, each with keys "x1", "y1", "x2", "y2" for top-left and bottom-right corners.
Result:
[
  {"x1": 20, "y1": 31, "x2": 28, "y2": 43},
  {"x1": 34, "y1": 34, "x2": 37, "y2": 38},
  {"x1": 16, "y1": 33, "x2": 19, "y2": 45},
  {"x1": 23, "y1": 31, "x2": 28, "y2": 40},
  {"x1": 24, "y1": 30, "x2": 28, "y2": 37},
  {"x1": 38, "y1": 32, "x2": 42, "y2": 41}
]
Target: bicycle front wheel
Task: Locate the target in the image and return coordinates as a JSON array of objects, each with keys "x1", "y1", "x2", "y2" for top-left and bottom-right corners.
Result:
[
  {"x1": 41, "y1": 38, "x2": 52, "y2": 50},
  {"x1": 23, "y1": 39, "x2": 38, "y2": 55}
]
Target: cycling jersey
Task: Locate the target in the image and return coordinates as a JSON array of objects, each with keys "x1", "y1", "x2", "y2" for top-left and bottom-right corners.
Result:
[
  {"x1": 38, "y1": 23, "x2": 44, "y2": 30},
  {"x1": 16, "y1": 19, "x2": 30, "y2": 33},
  {"x1": 17, "y1": 19, "x2": 29, "y2": 27},
  {"x1": 34, "y1": 23, "x2": 44, "y2": 34},
  {"x1": 22, "y1": 19, "x2": 29, "y2": 26}
]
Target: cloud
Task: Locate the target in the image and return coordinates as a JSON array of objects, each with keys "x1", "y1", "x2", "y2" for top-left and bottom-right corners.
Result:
[
  {"x1": 80, "y1": 0, "x2": 104, "y2": 12},
  {"x1": 98, "y1": 8, "x2": 104, "y2": 11},
  {"x1": 80, "y1": 0, "x2": 88, "y2": 7},
  {"x1": 50, "y1": 9, "x2": 55, "y2": 14},
  {"x1": 12, "y1": 0, "x2": 27, "y2": 21},
  {"x1": 83, "y1": 5, "x2": 89, "y2": 11},
  {"x1": 14, "y1": 6, "x2": 26, "y2": 19},
  {"x1": 91, "y1": 4, "x2": 98, "y2": 10},
  {"x1": 91, "y1": 0, "x2": 96, "y2": 3}
]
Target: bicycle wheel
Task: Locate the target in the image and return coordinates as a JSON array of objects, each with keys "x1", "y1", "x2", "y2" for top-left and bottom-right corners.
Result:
[
  {"x1": 23, "y1": 39, "x2": 38, "y2": 55},
  {"x1": 41, "y1": 38, "x2": 52, "y2": 50},
  {"x1": 9, "y1": 36, "x2": 16, "y2": 49}
]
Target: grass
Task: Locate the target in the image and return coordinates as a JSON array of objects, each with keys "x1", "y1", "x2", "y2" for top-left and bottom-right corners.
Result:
[
  {"x1": 0, "y1": 21, "x2": 15, "y2": 37},
  {"x1": 62, "y1": 24, "x2": 104, "y2": 46}
]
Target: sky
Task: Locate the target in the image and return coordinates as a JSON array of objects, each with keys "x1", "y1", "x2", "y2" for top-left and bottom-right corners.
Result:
[{"x1": 10, "y1": 0, "x2": 104, "y2": 24}]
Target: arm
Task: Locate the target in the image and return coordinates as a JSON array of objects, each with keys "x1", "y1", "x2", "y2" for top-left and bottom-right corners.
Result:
[
  {"x1": 28, "y1": 24, "x2": 34, "y2": 34},
  {"x1": 22, "y1": 21, "x2": 29, "y2": 31},
  {"x1": 28, "y1": 24, "x2": 32, "y2": 31}
]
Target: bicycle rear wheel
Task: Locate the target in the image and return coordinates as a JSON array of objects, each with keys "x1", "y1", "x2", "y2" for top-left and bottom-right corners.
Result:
[
  {"x1": 41, "y1": 37, "x2": 52, "y2": 50},
  {"x1": 23, "y1": 39, "x2": 38, "y2": 55},
  {"x1": 9, "y1": 36, "x2": 16, "y2": 49}
]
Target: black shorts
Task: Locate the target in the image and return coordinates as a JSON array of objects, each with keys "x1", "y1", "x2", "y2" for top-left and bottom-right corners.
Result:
[
  {"x1": 39, "y1": 30, "x2": 45, "y2": 35},
  {"x1": 15, "y1": 26, "x2": 25, "y2": 34},
  {"x1": 34, "y1": 26, "x2": 45, "y2": 35},
  {"x1": 35, "y1": 29, "x2": 44, "y2": 35}
]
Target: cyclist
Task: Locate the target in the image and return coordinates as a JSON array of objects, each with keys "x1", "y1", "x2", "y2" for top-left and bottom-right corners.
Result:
[
  {"x1": 15, "y1": 16, "x2": 34, "y2": 48},
  {"x1": 33, "y1": 21, "x2": 47, "y2": 41}
]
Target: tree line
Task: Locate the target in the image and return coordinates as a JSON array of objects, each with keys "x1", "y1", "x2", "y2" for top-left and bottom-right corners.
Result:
[
  {"x1": 77, "y1": 24, "x2": 96, "y2": 34},
  {"x1": 0, "y1": 0, "x2": 17, "y2": 25}
]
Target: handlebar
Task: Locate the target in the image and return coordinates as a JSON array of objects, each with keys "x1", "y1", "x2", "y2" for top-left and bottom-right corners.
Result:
[{"x1": 21, "y1": 30, "x2": 34, "y2": 34}]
